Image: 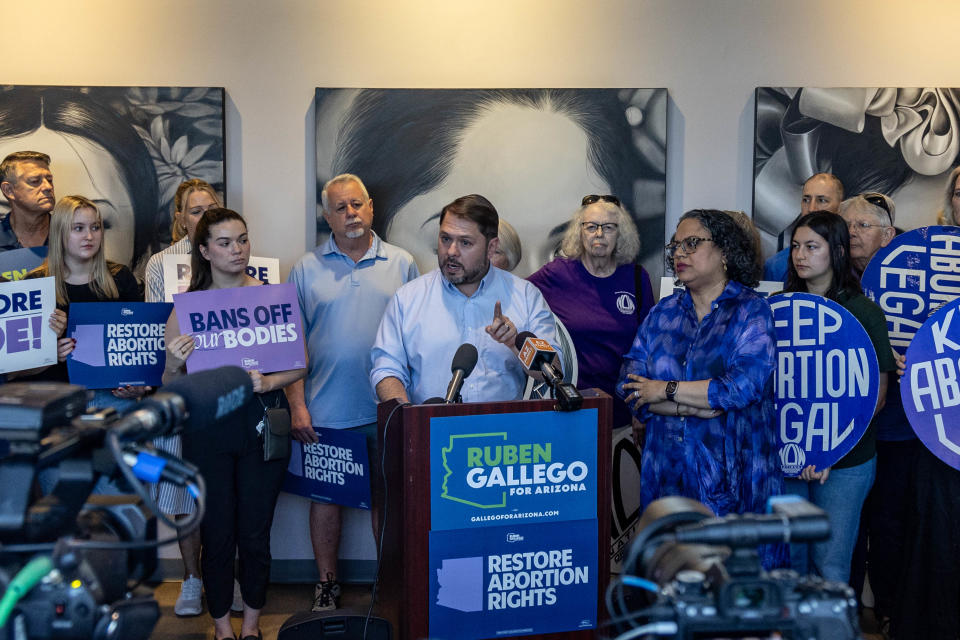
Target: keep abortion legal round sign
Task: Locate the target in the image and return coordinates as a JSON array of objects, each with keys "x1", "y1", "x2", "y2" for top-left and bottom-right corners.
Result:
[
  {"x1": 862, "y1": 225, "x2": 960, "y2": 355},
  {"x1": 769, "y1": 293, "x2": 880, "y2": 477},
  {"x1": 901, "y1": 295, "x2": 960, "y2": 471}
]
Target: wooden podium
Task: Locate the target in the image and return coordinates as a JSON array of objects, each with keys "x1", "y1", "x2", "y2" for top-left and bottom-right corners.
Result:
[{"x1": 375, "y1": 390, "x2": 612, "y2": 640}]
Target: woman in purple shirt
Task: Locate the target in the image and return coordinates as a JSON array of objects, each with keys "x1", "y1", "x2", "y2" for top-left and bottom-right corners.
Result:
[{"x1": 528, "y1": 195, "x2": 654, "y2": 427}]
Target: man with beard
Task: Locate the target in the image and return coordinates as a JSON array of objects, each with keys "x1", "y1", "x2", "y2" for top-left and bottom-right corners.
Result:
[
  {"x1": 371, "y1": 194, "x2": 559, "y2": 404},
  {"x1": 0, "y1": 151, "x2": 55, "y2": 251}
]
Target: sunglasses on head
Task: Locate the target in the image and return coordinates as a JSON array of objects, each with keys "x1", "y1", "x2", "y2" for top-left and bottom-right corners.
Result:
[
  {"x1": 861, "y1": 193, "x2": 893, "y2": 226},
  {"x1": 581, "y1": 194, "x2": 621, "y2": 207}
]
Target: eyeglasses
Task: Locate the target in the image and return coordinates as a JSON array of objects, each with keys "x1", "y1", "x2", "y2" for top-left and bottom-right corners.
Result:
[
  {"x1": 847, "y1": 220, "x2": 888, "y2": 232},
  {"x1": 861, "y1": 193, "x2": 893, "y2": 226},
  {"x1": 665, "y1": 236, "x2": 714, "y2": 257},
  {"x1": 581, "y1": 222, "x2": 619, "y2": 235},
  {"x1": 581, "y1": 194, "x2": 621, "y2": 207}
]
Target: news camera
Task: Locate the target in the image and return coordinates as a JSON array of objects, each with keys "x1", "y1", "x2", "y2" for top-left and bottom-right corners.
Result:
[
  {"x1": 0, "y1": 366, "x2": 252, "y2": 640},
  {"x1": 606, "y1": 496, "x2": 861, "y2": 640}
]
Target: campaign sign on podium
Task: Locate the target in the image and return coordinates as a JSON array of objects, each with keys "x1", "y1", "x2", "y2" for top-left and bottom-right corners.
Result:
[
  {"x1": 429, "y1": 519, "x2": 598, "y2": 640},
  {"x1": 66, "y1": 302, "x2": 173, "y2": 388},
  {"x1": 862, "y1": 225, "x2": 960, "y2": 355},
  {"x1": 769, "y1": 293, "x2": 879, "y2": 476},
  {"x1": 429, "y1": 410, "x2": 598, "y2": 531},
  {"x1": 901, "y1": 296, "x2": 960, "y2": 471}
]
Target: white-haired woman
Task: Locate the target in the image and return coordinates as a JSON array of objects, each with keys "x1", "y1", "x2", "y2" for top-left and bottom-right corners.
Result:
[{"x1": 528, "y1": 195, "x2": 653, "y2": 428}]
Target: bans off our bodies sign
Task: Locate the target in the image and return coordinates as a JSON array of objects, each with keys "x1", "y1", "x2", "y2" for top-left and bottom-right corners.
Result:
[
  {"x1": 173, "y1": 283, "x2": 305, "y2": 373},
  {"x1": 769, "y1": 293, "x2": 879, "y2": 476}
]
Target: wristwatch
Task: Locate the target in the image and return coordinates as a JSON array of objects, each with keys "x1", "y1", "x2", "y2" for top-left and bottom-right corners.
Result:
[{"x1": 665, "y1": 380, "x2": 679, "y2": 402}]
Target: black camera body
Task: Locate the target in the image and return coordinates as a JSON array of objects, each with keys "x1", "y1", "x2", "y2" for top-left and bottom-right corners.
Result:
[
  {"x1": 1, "y1": 383, "x2": 167, "y2": 640},
  {"x1": 640, "y1": 565, "x2": 858, "y2": 639},
  {"x1": 611, "y1": 495, "x2": 860, "y2": 640}
]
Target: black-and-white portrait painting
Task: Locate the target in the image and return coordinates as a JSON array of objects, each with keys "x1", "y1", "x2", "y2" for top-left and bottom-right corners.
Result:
[
  {"x1": 315, "y1": 89, "x2": 667, "y2": 280},
  {"x1": 754, "y1": 87, "x2": 960, "y2": 255},
  {"x1": 0, "y1": 85, "x2": 225, "y2": 270}
]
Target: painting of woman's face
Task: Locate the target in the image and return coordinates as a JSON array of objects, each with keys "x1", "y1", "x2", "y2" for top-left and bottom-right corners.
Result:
[
  {"x1": 385, "y1": 104, "x2": 609, "y2": 278},
  {"x1": 315, "y1": 88, "x2": 667, "y2": 281},
  {"x1": 0, "y1": 127, "x2": 134, "y2": 265}
]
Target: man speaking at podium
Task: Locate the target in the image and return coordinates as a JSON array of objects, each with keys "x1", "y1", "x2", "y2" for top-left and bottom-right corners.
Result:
[{"x1": 371, "y1": 194, "x2": 559, "y2": 404}]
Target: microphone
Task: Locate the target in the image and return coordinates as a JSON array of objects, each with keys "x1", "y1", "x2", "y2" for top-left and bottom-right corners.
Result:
[
  {"x1": 515, "y1": 331, "x2": 563, "y2": 386},
  {"x1": 443, "y1": 343, "x2": 479, "y2": 404},
  {"x1": 112, "y1": 366, "x2": 253, "y2": 441},
  {"x1": 514, "y1": 332, "x2": 582, "y2": 411}
]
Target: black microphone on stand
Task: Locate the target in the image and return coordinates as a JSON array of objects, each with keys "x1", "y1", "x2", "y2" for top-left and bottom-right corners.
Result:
[{"x1": 442, "y1": 343, "x2": 479, "y2": 404}]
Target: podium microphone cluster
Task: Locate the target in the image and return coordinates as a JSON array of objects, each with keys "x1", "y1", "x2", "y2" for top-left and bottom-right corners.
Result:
[{"x1": 514, "y1": 331, "x2": 583, "y2": 411}]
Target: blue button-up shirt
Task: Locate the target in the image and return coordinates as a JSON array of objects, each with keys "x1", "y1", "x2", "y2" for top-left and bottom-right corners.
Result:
[{"x1": 371, "y1": 267, "x2": 560, "y2": 404}]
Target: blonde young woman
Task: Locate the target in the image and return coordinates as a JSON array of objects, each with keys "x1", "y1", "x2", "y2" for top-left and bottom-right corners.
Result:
[{"x1": 24, "y1": 195, "x2": 140, "y2": 392}]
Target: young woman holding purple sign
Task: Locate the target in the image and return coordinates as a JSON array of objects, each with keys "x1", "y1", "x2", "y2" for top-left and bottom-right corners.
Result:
[
  {"x1": 782, "y1": 211, "x2": 896, "y2": 585},
  {"x1": 162, "y1": 207, "x2": 305, "y2": 640}
]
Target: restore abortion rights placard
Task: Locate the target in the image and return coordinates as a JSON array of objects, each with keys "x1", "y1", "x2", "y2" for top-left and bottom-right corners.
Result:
[{"x1": 66, "y1": 302, "x2": 172, "y2": 388}]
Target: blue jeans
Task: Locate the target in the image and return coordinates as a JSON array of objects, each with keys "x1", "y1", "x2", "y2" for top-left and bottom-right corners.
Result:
[{"x1": 783, "y1": 456, "x2": 876, "y2": 584}]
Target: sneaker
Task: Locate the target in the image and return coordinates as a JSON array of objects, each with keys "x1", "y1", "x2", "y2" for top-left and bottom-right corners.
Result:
[
  {"x1": 231, "y1": 578, "x2": 244, "y2": 612},
  {"x1": 174, "y1": 576, "x2": 203, "y2": 616},
  {"x1": 312, "y1": 574, "x2": 341, "y2": 612}
]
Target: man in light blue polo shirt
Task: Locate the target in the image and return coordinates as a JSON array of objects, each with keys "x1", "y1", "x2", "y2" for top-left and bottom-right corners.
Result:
[
  {"x1": 371, "y1": 194, "x2": 559, "y2": 405},
  {"x1": 286, "y1": 173, "x2": 418, "y2": 612}
]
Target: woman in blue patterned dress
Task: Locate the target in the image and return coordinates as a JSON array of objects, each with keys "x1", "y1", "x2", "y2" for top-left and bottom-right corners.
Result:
[{"x1": 616, "y1": 209, "x2": 783, "y2": 567}]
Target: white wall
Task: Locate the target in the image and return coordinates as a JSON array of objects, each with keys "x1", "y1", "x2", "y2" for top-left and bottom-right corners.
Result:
[
  {"x1": 9, "y1": 0, "x2": 959, "y2": 575},
  {"x1": 8, "y1": 0, "x2": 959, "y2": 276}
]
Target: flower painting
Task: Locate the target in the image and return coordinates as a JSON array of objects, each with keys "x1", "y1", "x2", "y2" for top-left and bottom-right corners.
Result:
[
  {"x1": 0, "y1": 85, "x2": 225, "y2": 272},
  {"x1": 753, "y1": 87, "x2": 960, "y2": 255}
]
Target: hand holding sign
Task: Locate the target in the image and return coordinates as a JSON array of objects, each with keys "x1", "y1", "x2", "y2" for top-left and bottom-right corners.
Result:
[
  {"x1": 799, "y1": 465, "x2": 831, "y2": 485},
  {"x1": 166, "y1": 333, "x2": 195, "y2": 371},
  {"x1": 49, "y1": 309, "x2": 67, "y2": 337},
  {"x1": 57, "y1": 337, "x2": 75, "y2": 362},
  {"x1": 290, "y1": 404, "x2": 319, "y2": 444},
  {"x1": 484, "y1": 301, "x2": 517, "y2": 347}
]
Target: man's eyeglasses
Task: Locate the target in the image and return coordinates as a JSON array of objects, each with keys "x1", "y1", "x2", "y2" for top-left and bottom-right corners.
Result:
[
  {"x1": 861, "y1": 193, "x2": 893, "y2": 226},
  {"x1": 581, "y1": 222, "x2": 619, "y2": 235},
  {"x1": 665, "y1": 236, "x2": 714, "y2": 258},
  {"x1": 581, "y1": 194, "x2": 621, "y2": 207},
  {"x1": 847, "y1": 220, "x2": 888, "y2": 232}
]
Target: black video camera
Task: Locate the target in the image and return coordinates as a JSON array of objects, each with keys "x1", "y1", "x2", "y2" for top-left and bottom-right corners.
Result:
[
  {"x1": 606, "y1": 496, "x2": 860, "y2": 640},
  {"x1": 0, "y1": 367, "x2": 250, "y2": 639}
]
